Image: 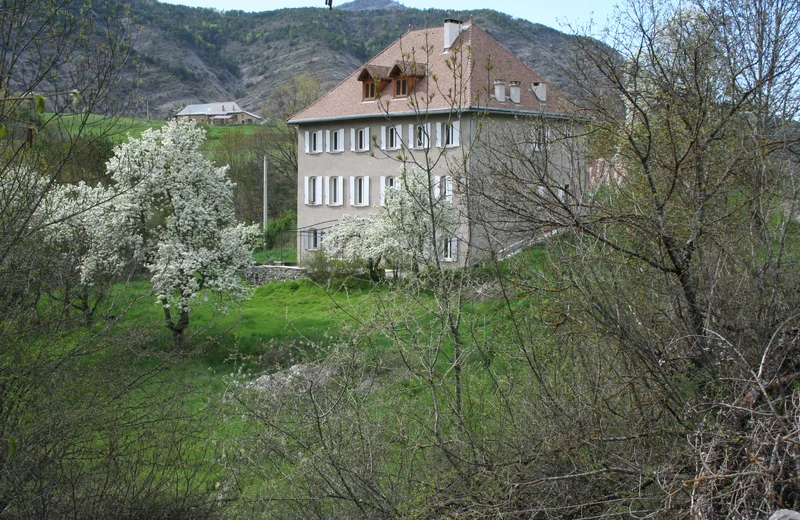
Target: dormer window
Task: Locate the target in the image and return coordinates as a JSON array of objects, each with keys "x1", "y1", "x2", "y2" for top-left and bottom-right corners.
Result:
[
  {"x1": 388, "y1": 61, "x2": 425, "y2": 99},
  {"x1": 358, "y1": 65, "x2": 391, "y2": 101},
  {"x1": 395, "y1": 79, "x2": 407, "y2": 97},
  {"x1": 363, "y1": 81, "x2": 376, "y2": 100}
]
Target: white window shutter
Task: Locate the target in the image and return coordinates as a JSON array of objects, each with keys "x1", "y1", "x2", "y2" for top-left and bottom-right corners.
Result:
[
  {"x1": 304, "y1": 176, "x2": 309, "y2": 205},
  {"x1": 433, "y1": 176, "x2": 441, "y2": 198},
  {"x1": 325, "y1": 130, "x2": 331, "y2": 152},
  {"x1": 425, "y1": 123, "x2": 431, "y2": 148},
  {"x1": 304, "y1": 131, "x2": 310, "y2": 154},
  {"x1": 394, "y1": 125, "x2": 402, "y2": 149},
  {"x1": 350, "y1": 128, "x2": 356, "y2": 152},
  {"x1": 323, "y1": 176, "x2": 330, "y2": 205},
  {"x1": 303, "y1": 231, "x2": 308, "y2": 250},
  {"x1": 451, "y1": 237, "x2": 458, "y2": 261},
  {"x1": 408, "y1": 124, "x2": 414, "y2": 149},
  {"x1": 337, "y1": 176, "x2": 344, "y2": 205},
  {"x1": 364, "y1": 126, "x2": 370, "y2": 150},
  {"x1": 453, "y1": 120, "x2": 460, "y2": 146},
  {"x1": 445, "y1": 176, "x2": 453, "y2": 201},
  {"x1": 362, "y1": 176, "x2": 370, "y2": 206},
  {"x1": 379, "y1": 176, "x2": 386, "y2": 206},
  {"x1": 436, "y1": 122, "x2": 442, "y2": 148},
  {"x1": 338, "y1": 129, "x2": 344, "y2": 151},
  {"x1": 349, "y1": 176, "x2": 355, "y2": 206},
  {"x1": 380, "y1": 126, "x2": 386, "y2": 150},
  {"x1": 314, "y1": 176, "x2": 323, "y2": 204}
]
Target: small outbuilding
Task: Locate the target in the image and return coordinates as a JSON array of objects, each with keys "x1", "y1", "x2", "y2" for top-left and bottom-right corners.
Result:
[{"x1": 175, "y1": 102, "x2": 263, "y2": 125}]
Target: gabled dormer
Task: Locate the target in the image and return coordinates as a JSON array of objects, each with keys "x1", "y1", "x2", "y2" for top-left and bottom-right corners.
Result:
[
  {"x1": 388, "y1": 60, "x2": 426, "y2": 98},
  {"x1": 357, "y1": 65, "x2": 392, "y2": 101}
]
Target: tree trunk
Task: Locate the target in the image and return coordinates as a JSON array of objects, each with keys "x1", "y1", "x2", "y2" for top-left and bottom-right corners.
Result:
[{"x1": 162, "y1": 299, "x2": 190, "y2": 350}]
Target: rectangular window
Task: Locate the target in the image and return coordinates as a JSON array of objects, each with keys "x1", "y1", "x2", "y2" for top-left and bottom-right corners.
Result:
[
  {"x1": 358, "y1": 128, "x2": 366, "y2": 151},
  {"x1": 442, "y1": 236, "x2": 458, "y2": 262},
  {"x1": 350, "y1": 176, "x2": 370, "y2": 206},
  {"x1": 444, "y1": 123, "x2": 454, "y2": 146},
  {"x1": 328, "y1": 128, "x2": 343, "y2": 152},
  {"x1": 307, "y1": 130, "x2": 322, "y2": 153},
  {"x1": 355, "y1": 127, "x2": 370, "y2": 152},
  {"x1": 356, "y1": 177, "x2": 365, "y2": 205},
  {"x1": 531, "y1": 127, "x2": 548, "y2": 152},
  {"x1": 395, "y1": 79, "x2": 407, "y2": 97},
  {"x1": 415, "y1": 124, "x2": 426, "y2": 148},
  {"x1": 363, "y1": 81, "x2": 376, "y2": 100},
  {"x1": 436, "y1": 120, "x2": 460, "y2": 148},
  {"x1": 327, "y1": 176, "x2": 343, "y2": 206},
  {"x1": 382, "y1": 125, "x2": 402, "y2": 150},
  {"x1": 434, "y1": 175, "x2": 453, "y2": 201},
  {"x1": 305, "y1": 229, "x2": 323, "y2": 251},
  {"x1": 379, "y1": 175, "x2": 397, "y2": 206},
  {"x1": 305, "y1": 176, "x2": 323, "y2": 205}
]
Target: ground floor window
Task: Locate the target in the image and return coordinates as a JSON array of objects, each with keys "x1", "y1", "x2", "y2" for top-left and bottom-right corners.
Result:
[
  {"x1": 304, "y1": 228, "x2": 324, "y2": 250},
  {"x1": 442, "y1": 236, "x2": 458, "y2": 262}
]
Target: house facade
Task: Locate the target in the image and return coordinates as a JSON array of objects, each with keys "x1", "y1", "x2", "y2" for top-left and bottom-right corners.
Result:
[
  {"x1": 288, "y1": 18, "x2": 580, "y2": 266},
  {"x1": 176, "y1": 102, "x2": 263, "y2": 125}
]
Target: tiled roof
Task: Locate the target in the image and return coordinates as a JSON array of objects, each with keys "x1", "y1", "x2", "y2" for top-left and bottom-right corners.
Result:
[
  {"x1": 177, "y1": 102, "x2": 261, "y2": 117},
  {"x1": 288, "y1": 21, "x2": 573, "y2": 123},
  {"x1": 358, "y1": 65, "x2": 393, "y2": 81},
  {"x1": 390, "y1": 60, "x2": 426, "y2": 77}
]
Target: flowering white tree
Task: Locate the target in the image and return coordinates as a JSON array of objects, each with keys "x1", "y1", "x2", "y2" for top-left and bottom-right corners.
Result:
[
  {"x1": 41, "y1": 180, "x2": 127, "y2": 326},
  {"x1": 96, "y1": 120, "x2": 260, "y2": 347},
  {"x1": 324, "y1": 164, "x2": 459, "y2": 273},
  {"x1": 20, "y1": 121, "x2": 258, "y2": 345}
]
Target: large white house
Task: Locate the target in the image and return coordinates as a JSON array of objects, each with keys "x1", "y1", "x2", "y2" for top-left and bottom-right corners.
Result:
[{"x1": 288, "y1": 18, "x2": 582, "y2": 265}]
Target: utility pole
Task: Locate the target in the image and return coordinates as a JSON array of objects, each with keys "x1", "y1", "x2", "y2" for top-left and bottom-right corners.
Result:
[{"x1": 263, "y1": 155, "x2": 268, "y2": 233}]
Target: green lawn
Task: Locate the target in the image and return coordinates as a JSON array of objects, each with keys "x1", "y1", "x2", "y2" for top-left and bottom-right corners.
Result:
[
  {"x1": 45, "y1": 112, "x2": 264, "y2": 148},
  {"x1": 48, "y1": 113, "x2": 165, "y2": 142},
  {"x1": 202, "y1": 123, "x2": 263, "y2": 149},
  {"x1": 35, "y1": 250, "x2": 554, "y2": 515},
  {"x1": 252, "y1": 247, "x2": 297, "y2": 264},
  {"x1": 107, "y1": 278, "x2": 367, "y2": 373}
]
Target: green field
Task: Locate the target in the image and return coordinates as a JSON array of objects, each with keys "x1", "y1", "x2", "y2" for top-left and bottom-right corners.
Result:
[
  {"x1": 48, "y1": 112, "x2": 265, "y2": 148},
  {"x1": 49, "y1": 112, "x2": 165, "y2": 142}
]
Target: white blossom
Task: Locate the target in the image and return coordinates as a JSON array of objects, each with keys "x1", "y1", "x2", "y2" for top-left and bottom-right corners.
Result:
[
  {"x1": 324, "y1": 164, "x2": 459, "y2": 267},
  {"x1": 33, "y1": 120, "x2": 259, "y2": 317}
]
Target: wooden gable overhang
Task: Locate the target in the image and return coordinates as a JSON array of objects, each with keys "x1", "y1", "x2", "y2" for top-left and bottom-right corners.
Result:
[
  {"x1": 388, "y1": 60, "x2": 427, "y2": 96},
  {"x1": 357, "y1": 65, "x2": 392, "y2": 97}
]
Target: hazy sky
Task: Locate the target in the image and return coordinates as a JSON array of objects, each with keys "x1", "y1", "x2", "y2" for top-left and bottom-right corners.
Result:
[{"x1": 156, "y1": 0, "x2": 620, "y2": 31}]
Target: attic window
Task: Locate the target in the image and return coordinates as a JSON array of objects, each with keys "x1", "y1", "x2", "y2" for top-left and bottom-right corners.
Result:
[
  {"x1": 363, "y1": 81, "x2": 376, "y2": 100},
  {"x1": 395, "y1": 79, "x2": 408, "y2": 97}
]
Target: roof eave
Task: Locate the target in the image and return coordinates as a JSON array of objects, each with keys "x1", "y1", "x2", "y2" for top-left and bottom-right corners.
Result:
[{"x1": 287, "y1": 106, "x2": 584, "y2": 125}]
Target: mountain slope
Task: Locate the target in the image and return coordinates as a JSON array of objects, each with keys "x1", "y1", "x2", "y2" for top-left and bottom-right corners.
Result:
[{"x1": 108, "y1": 0, "x2": 592, "y2": 118}]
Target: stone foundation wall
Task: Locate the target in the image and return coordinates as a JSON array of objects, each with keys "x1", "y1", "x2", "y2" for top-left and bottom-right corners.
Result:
[{"x1": 246, "y1": 265, "x2": 307, "y2": 285}]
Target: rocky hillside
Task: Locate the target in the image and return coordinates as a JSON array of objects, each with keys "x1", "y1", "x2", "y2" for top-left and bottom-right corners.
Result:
[{"x1": 119, "y1": 0, "x2": 592, "y2": 118}]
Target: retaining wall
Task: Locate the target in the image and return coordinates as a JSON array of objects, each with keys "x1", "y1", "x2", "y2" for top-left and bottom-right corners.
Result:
[{"x1": 245, "y1": 265, "x2": 307, "y2": 285}]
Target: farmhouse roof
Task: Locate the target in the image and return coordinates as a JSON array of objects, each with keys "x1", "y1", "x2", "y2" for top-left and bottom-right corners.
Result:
[{"x1": 177, "y1": 102, "x2": 263, "y2": 120}]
